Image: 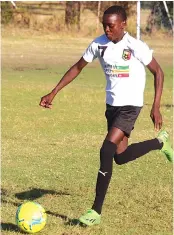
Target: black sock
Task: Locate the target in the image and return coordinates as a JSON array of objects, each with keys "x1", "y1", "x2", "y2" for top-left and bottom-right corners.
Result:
[
  {"x1": 92, "y1": 140, "x2": 116, "y2": 214},
  {"x1": 114, "y1": 138, "x2": 163, "y2": 165}
]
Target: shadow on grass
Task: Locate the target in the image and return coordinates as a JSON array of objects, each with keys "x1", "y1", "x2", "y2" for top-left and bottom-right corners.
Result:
[
  {"x1": 15, "y1": 188, "x2": 70, "y2": 200},
  {"x1": 46, "y1": 210, "x2": 69, "y2": 221},
  {"x1": 1, "y1": 222, "x2": 19, "y2": 232},
  {"x1": 46, "y1": 210, "x2": 86, "y2": 227}
]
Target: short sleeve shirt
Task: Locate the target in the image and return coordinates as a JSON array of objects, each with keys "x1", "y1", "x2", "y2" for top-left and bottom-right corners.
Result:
[{"x1": 83, "y1": 32, "x2": 153, "y2": 106}]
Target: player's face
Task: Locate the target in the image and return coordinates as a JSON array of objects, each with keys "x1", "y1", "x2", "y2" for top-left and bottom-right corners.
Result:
[{"x1": 102, "y1": 14, "x2": 126, "y2": 43}]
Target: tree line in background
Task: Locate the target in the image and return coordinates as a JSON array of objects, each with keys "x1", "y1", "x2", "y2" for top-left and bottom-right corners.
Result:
[
  {"x1": 1, "y1": 1, "x2": 173, "y2": 34},
  {"x1": 141, "y1": 1, "x2": 173, "y2": 33},
  {"x1": 65, "y1": 1, "x2": 136, "y2": 30}
]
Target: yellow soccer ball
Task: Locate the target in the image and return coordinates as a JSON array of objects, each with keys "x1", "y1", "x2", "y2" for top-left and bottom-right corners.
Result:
[{"x1": 16, "y1": 201, "x2": 47, "y2": 233}]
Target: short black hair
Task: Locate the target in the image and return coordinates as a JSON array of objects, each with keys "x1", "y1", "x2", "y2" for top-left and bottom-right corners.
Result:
[{"x1": 104, "y1": 5, "x2": 127, "y2": 21}]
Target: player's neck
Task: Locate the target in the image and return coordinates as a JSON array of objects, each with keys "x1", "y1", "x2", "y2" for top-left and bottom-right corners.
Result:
[{"x1": 112, "y1": 32, "x2": 126, "y2": 44}]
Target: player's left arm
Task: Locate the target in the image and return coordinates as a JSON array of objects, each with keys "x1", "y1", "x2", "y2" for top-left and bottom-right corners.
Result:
[{"x1": 146, "y1": 57, "x2": 164, "y2": 131}]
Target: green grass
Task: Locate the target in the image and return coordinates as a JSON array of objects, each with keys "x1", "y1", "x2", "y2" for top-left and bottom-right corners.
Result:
[{"x1": 1, "y1": 32, "x2": 173, "y2": 235}]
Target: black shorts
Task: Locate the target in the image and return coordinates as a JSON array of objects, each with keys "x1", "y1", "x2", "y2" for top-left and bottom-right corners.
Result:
[{"x1": 105, "y1": 104, "x2": 142, "y2": 137}]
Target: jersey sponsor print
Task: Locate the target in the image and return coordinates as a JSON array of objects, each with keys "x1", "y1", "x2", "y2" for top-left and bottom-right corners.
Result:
[{"x1": 104, "y1": 63, "x2": 129, "y2": 78}]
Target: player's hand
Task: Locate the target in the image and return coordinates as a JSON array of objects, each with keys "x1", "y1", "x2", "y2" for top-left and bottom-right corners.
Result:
[
  {"x1": 39, "y1": 93, "x2": 54, "y2": 109},
  {"x1": 150, "y1": 105, "x2": 162, "y2": 131}
]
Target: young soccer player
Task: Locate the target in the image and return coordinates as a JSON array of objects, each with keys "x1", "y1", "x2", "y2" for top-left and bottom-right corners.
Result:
[{"x1": 39, "y1": 5, "x2": 173, "y2": 226}]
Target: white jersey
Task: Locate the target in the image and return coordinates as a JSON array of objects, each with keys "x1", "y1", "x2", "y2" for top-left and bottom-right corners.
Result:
[{"x1": 83, "y1": 32, "x2": 153, "y2": 107}]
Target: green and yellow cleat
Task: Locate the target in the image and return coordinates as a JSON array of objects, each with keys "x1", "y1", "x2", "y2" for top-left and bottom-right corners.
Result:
[
  {"x1": 79, "y1": 209, "x2": 101, "y2": 226},
  {"x1": 157, "y1": 130, "x2": 173, "y2": 162}
]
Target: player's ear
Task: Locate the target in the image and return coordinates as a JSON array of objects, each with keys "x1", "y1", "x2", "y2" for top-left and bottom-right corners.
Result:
[{"x1": 121, "y1": 21, "x2": 126, "y2": 29}]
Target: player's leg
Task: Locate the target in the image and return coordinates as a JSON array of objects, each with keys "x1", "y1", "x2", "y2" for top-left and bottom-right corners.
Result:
[
  {"x1": 116, "y1": 136, "x2": 128, "y2": 154},
  {"x1": 91, "y1": 128, "x2": 124, "y2": 212},
  {"x1": 79, "y1": 105, "x2": 143, "y2": 226},
  {"x1": 111, "y1": 105, "x2": 173, "y2": 164},
  {"x1": 79, "y1": 127, "x2": 125, "y2": 226},
  {"x1": 114, "y1": 131, "x2": 173, "y2": 165}
]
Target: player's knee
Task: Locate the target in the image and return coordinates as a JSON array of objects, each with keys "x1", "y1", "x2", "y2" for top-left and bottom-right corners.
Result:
[
  {"x1": 114, "y1": 154, "x2": 123, "y2": 165},
  {"x1": 100, "y1": 140, "x2": 116, "y2": 157}
]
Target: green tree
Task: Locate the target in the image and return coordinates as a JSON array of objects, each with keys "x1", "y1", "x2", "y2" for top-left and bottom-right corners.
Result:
[{"x1": 145, "y1": 1, "x2": 173, "y2": 33}]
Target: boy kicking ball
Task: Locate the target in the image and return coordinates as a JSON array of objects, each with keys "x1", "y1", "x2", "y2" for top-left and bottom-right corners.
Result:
[{"x1": 40, "y1": 5, "x2": 173, "y2": 226}]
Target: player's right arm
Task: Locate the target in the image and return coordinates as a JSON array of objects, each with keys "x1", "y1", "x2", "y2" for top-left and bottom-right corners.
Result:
[{"x1": 39, "y1": 57, "x2": 88, "y2": 108}]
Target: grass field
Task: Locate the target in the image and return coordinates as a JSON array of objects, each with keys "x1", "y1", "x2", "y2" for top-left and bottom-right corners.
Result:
[{"x1": 1, "y1": 29, "x2": 173, "y2": 235}]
